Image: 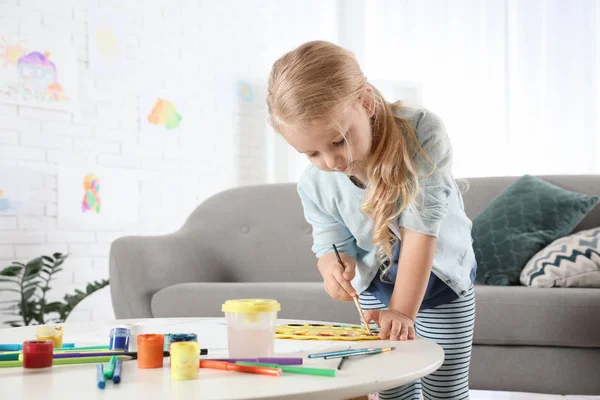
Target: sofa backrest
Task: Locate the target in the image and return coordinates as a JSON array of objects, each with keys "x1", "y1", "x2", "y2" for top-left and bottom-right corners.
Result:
[
  {"x1": 181, "y1": 175, "x2": 600, "y2": 282},
  {"x1": 181, "y1": 183, "x2": 320, "y2": 282},
  {"x1": 461, "y1": 175, "x2": 600, "y2": 232}
]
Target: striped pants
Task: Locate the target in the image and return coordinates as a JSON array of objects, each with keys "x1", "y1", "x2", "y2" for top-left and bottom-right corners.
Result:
[{"x1": 359, "y1": 286, "x2": 475, "y2": 400}]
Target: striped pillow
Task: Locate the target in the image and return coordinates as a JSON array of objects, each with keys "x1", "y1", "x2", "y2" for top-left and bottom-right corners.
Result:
[{"x1": 520, "y1": 228, "x2": 600, "y2": 288}]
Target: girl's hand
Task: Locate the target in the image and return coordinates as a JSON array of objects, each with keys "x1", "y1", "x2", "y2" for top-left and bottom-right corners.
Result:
[
  {"x1": 363, "y1": 309, "x2": 416, "y2": 341},
  {"x1": 317, "y1": 252, "x2": 357, "y2": 301}
]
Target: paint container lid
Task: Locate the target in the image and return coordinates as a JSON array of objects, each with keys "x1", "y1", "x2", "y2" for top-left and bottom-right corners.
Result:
[
  {"x1": 36, "y1": 325, "x2": 62, "y2": 336},
  {"x1": 222, "y1": 299, "x2": 281, "y2": 313},
  {"x1": 109, "y1": 327, "x2": 131, "y2": 337},
  {"x1": 168, "y1": 333, "x2": 197, "y2": 343}
]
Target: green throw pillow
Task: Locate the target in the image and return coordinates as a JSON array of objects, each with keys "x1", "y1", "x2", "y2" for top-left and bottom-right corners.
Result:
[{"x1": 472, "y1": 175, "x2": 600, "y2": 286}]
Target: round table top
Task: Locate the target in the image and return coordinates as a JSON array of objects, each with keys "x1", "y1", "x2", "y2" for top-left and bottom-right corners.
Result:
[{"x1": 0, "y1": 318, "x2": 444, "y2": 400}]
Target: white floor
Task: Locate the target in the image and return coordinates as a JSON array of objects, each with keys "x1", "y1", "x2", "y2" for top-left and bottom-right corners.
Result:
[{"x1": 470, "y1": 391, "x2": 599, "y2": 400}]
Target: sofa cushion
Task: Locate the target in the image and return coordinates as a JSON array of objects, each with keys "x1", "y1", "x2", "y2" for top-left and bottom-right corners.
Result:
[
  {"x1": 473, "y1": 285, "x2": 600, "y2": 348},
  {"x1": 520, "y1": 228, "x2": 600, "y2": 288},
  {"x1": 151, "y1": 282, "x2": 360, "y2": 324},
  {"x1": 472, "y1": 175, "x2": 599, "y2": 285}
]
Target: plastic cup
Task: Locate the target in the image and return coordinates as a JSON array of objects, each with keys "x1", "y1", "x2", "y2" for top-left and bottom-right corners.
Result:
[
  {"x1": 35, "y1": 326, "x2": 63, "y2": 348},
  {"x1": 221, "y1": 299, "x2": 281, "y2": 358}
]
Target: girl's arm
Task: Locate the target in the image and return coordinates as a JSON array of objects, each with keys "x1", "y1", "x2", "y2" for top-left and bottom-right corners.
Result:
[{"x1": 389, "y1": 227, "x2": 437, "y2": 321}]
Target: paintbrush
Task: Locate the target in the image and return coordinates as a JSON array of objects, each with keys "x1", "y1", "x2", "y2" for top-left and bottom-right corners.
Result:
[
  {"x1": 332, "y1": 244, "x2": 373, "y2": 336},
  {"x1": 336, "y1": 346, "x2": 351, "y2": 370}
]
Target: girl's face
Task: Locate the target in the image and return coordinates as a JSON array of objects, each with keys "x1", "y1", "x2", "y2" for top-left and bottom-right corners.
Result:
[{"x1": 282, "y1": 94, "x2": 375, "y2": 178}]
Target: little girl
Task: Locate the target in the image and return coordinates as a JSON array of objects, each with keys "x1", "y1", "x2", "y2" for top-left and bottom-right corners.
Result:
[{"x1": 267, "y1": 41, "x2": 476, "y2": 400}]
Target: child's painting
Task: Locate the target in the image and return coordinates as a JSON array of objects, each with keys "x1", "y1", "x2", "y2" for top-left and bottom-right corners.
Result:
[
  {"x1": 88, "y1": 7, "x2": 126, "y2": 76},
  {"x1": 57, "y1": 166, "x2": 139, "y2": 229},
  {"x1": 215, "y1": 76, "x2": 265, "y2": 117},
  {"x1": 139, "y1": 92, "x2": 192, "y2": 134},
  {"x1": 0, "y1": 34, "x2": 77, "y2": 111},
  {"x1": 0, "y1": 167, "x2": 33, "y2": 215},
  {"x1": 81, "y1": 173, "x2": 101, "y2": 214}
]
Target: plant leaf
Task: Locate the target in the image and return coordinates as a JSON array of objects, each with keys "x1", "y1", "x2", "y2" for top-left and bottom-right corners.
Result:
[
  {"x1": 23, "y1": 287, "x2": 37, "y2": 300},
  {"x1": 0, "y1": 265, "x2": 23, "y2": 277},
  {"x1": 55, "y1": 279, "x2": 108, "y2": 322}
]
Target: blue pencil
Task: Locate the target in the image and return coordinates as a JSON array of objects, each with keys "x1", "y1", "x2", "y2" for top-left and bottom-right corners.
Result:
[
  {"x1": 0, "y1": 343, "x2": 74, "y2": 352},
  {"x1": 324, "y1": 347, "x2": 396, "y2": 360},
  {"x1": 96, "y1": 364, "x2": 106, "y2": 389},
  {"x1": 112, "y1": 359, "x2": 123, "y2": 384},
  {"x1": 308, "y1": 347, "x2": 381, "y2": 359}
]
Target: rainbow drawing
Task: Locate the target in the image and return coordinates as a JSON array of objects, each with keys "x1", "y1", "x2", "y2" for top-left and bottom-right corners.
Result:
[
  {"x1": 0, "y1": 189, "x2": 9, "y2": 212},
  {"x1": 235, "y1": 81, "x2": 254, "y2": 102},
  {"x1": 82, "y1": 174, "x2": 101, "y2": 214},
  {"x1": 146, "y1": 98, "x2": 182, "y2": 130}
]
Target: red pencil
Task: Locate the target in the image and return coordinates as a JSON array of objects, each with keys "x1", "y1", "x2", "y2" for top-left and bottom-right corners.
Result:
[{"x1": 199, "y1": 360, "x2": 281, "y2": 377}]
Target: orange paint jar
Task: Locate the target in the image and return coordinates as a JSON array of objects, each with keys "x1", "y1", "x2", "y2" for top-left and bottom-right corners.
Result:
[{"x1": 137, "y1": 334, "x2": 164, "y2": 369}]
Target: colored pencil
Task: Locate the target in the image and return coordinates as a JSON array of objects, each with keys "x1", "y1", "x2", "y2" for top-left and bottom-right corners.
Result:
[
  {"x1": 324, "y1": 347, "x2": 395, "y2": 360},
  {"x1": 308, "y1": 347, "x2": 382, "y2": 359},
  {"x1": 1, "y1": 349, "x2": 209, "y2": 361},
  {"x1": 0, "y1": 343, "x2": 74, "y2": 351},
  {"x1": 0, "y1": 355, "x2": 133, "y2": 368}
]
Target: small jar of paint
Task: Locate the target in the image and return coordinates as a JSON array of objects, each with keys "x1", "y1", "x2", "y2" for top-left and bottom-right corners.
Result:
[
  {"x1": 22, "y1": 340, "x2": 53, "y2": 369},
  {"x1": 35, "y1": 326, "x2": 63, "y2": 348},
  {"x1": 170, "y1": 341, "x2": 200, "y2": 380},
  {"x1": 166, "y1": 333, "x2": 197, "y2": 351},
  {"x1": 109, "y1": 327, "x2": 131, "y2": 351},
  {"x1": 137, "y1": 334, "x2": 164, "y2": 368},
  {"x1": 222, "y1": 299, "x2": 281, "y2": 358}
]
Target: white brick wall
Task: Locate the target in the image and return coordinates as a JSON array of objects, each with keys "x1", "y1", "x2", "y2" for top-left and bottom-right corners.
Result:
[{"x1": 0, "y1": 0, "x2": 338, "y2": 326}]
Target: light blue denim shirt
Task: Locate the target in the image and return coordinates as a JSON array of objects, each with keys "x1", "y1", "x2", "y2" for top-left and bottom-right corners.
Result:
[{"x1": 297, "y1": 108, "x2": 476, "y2": 299}]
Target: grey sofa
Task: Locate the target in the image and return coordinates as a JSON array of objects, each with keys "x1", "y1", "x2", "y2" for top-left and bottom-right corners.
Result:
[{"x1": 110, "y1": 175, "x2": 600, "y2": 395}]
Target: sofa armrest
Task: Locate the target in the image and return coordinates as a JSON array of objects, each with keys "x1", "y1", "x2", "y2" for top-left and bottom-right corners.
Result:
[{"x1": 109, "y1": 232, "x2": 226, "y2": 319}]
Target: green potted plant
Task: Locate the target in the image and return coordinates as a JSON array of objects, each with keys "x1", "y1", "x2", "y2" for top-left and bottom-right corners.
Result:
[{"x1": 0, "y1": 253, "x2": 108, "y2": 327}]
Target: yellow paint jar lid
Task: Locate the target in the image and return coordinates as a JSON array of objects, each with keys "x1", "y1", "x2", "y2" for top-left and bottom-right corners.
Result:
[{"x1": 222, "y1": 299, "x2": 281, "y2": 313}]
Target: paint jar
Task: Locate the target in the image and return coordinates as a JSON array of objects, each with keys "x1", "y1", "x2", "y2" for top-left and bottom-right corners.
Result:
[
  {"x1": 109, "y1": 327, "x2": 131, "y2": 351},
  {"x1": 35, "y1": 326, "x2": 63, "y2": 348},
  {"x1": 170, "y1": 341, "x2": 200, "y2": 380},
  {"x1": 137, "y1": 334, "x2": 164, "y2": 368},
  {"x1": 22, "y1": 340, "x2": 53, "y2": 369},
  {"x1": 222, "y1": 299, "x2": 281, "y2": 358}
]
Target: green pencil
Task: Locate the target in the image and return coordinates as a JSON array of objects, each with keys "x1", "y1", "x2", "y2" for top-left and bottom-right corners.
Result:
[
  {"x1": 2, "y1": 345, "x2": 110, "y2": 355},
  {"x1": 0, "y1": 355, "x2": 132, "y2": 368},
  {"x1": 236, "y1": 361, "x2": 336, "y2": 377}
]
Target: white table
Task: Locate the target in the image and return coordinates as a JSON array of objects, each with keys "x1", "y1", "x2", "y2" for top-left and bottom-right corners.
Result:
[{"x1": 0, "y1": 318, "x2": 444, "y2": 400}]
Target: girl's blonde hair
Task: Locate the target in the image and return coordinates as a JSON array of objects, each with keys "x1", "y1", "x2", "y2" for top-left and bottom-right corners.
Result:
[{"x1": 267, "y1": 40, "x2": 428, "y2": 270}]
